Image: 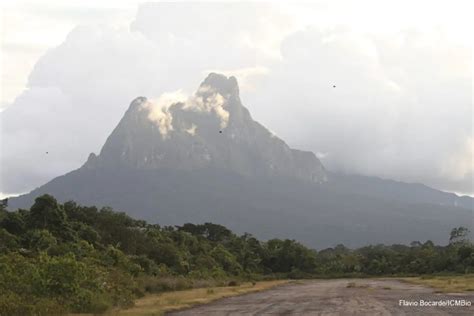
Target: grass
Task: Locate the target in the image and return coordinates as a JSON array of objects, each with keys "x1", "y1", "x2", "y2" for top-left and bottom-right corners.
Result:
[
  {"x1": 400, "y1": 274, "x2": 474, "y2": 293},
  {"x1": 105, "y1": 280, "x2": 289, "y2": 316}
]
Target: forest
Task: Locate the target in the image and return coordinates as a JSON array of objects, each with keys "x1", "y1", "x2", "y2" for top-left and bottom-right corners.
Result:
[{"x1": 0, "y1": 195, "x2": 472, "y2": 314}]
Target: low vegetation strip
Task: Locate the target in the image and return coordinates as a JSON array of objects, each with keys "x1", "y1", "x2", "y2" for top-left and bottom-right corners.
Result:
[
  {"x1": 111, "y1": 280, "x2": 288, "y2": 315},
  {"x1": 400, "y1": 274, "x2": 474, "y2": 293}
]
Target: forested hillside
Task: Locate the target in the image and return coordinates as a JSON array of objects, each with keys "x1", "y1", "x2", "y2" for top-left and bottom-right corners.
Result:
[{"x1": 0, "y1": 195, "x2": 472, "y2": 314}]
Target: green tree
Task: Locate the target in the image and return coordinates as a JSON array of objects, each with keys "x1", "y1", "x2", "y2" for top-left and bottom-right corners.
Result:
[
  {"x1": 28, "y1": 195, "x2": 75, "y2": 241},
  {"x1": 0, "y1": 211, "x2": 26, "y2": 235},
  {"x1": 450, "y1": 227, "x2": 470, "y2": 245},
  {"x1": 25, "y1": 229, "x2": 57, "y2": 251}
]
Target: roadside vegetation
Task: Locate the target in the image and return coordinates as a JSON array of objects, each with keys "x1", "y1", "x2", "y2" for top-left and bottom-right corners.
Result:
[
  {"x1": 0, "y1": 195, "x2": 472, "y2": 315},
  {"x1": 113, "y1": 280, "x2": 287, "y2": 315},
  {"x1": 401, "y1": 274, "x2": 474, "y2": 293}
]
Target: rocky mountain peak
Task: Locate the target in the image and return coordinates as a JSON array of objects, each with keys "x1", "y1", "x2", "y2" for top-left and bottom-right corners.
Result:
[
  {"x1": 201, "y1": 73, "x2": 239, "y2": 98},
  {"x1": 84, "y1": 74, "x2": 327, "y2": 183}
]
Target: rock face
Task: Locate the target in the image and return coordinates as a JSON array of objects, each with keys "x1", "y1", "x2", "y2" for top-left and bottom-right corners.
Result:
[{"x1": 85, "y1": 73, "x2": 327, "y2": 183}]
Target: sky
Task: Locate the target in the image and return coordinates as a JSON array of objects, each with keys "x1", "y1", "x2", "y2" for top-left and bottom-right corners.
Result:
[{"x1": 0, "y1": 0, "x2": 472, "y2": 197}]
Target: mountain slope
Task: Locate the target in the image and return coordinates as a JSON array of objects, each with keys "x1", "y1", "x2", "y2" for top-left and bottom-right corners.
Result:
[
  {"x1": 9, "y1": 167, "x2": 472, "y2": 248},
  {"x1": 327, "y1": 172, "x2": 472, "y2": 210},
  {"x1": 9, "y1": 74, "x2": 472, "y2": 248}
]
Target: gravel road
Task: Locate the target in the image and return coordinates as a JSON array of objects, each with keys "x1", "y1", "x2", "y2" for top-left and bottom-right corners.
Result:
[{"x1": 167, "y1": 279, "x2": 474, "y2": 315}]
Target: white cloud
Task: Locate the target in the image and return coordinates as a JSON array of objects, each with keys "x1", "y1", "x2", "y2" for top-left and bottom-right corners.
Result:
[
  {"x1": 142, "y1": 85, "x2": 229, "y2": 137},
  {"x1": 0, "y1": 1, "x2": 138, "y2": 109},
  {"x1": 184, "y1": 124, "x2": 197, "y2": 136},
  {"x1": 246, "y1": 26, "x2": 472, "y2": 192},
  {"x1": 203, "y1": 66, "x2": 269, "y2": 92},
  {"x1": 442, "y1": 137, "x2": 474, "y2": 180},
  {"x1": 143, "y1": 90, "x2": 189, "y2": 137},
  {"x1": 186, "y1": 86, "x2": 228, "y2": 129}
]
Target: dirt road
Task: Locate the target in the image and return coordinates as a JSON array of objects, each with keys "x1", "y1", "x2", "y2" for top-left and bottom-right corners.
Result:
[{"x1": 167, "y1": 279, "x2": 474, "y2": 315}]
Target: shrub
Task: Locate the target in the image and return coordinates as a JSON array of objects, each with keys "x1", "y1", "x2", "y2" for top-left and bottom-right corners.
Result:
[
  {"x1": 0, "y1": 292, "x2": 66, "y2": 316},
  {"x1": 139, "y1": 276, "x2": 193, "y2": 293},
  {"x1": 227, "y1": 280, "x2": 239, "y2": 286}
]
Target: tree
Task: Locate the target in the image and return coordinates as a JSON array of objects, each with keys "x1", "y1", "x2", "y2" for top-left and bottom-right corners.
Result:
[
  {"x1": 25, "y1": 229, "x2": 57, "y2": 251},
  {"x1": 179, "y1": 223, "x2": 233, "y2": 242},
  {"x1": 0, "y1": 212, "x2": 26, "y2": 235},
  {"x1": 449, "y1": 227, "x2": 470, "y2": 245},
  {"x1": 210, "y1": 244, "x2": 241, "y2": 274},
  {"x1": 0, "y1": 198, "x2": 8, "y2": 211},
  {"x1": 29, "y1": 194, "x2": 66, "y2": 229},
  {"x1": 0, "y1": 229, "x2": 19, "y2": 252}
]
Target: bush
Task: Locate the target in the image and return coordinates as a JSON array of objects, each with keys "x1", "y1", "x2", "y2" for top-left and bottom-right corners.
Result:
[
  {"x1": 0, "y1": 292, "x2": 66, "y2": 316},
  {"x1": 139, "y1": 276, "x2": 193, "y2": 293},
  {"x1": 227, "y1": 280, "x2": 239, "y2": 286}
]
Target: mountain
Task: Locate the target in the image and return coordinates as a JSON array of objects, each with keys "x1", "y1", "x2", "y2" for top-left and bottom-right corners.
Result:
[
  {"x1": 85, "y1": 73, "x2": 326, "y2": 183},
  {"x1": 326, "y1": 172, "x2": 472, "y2": 210},
  {"x1": 9, "y1": 74, "x2": 472, "y2": 248}
]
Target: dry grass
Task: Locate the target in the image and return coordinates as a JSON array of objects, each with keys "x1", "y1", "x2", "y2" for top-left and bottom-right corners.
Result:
[
  {"x1": 400, "y1": 274, "x2": 474, "y2": 293},
  {"x1": 105, "y1": 280, "x2": 289, "y2": 316}
]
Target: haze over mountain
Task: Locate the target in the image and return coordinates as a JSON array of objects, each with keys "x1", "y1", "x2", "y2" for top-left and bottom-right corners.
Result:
[{"x1": 9, "y1": 74, "x2": 472, "y2": 248}]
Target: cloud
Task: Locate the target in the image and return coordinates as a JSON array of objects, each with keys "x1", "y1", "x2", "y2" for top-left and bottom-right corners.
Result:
[
  {"x1": 246, "y1": 27, "x2": 472, "y2": 193},
  {"x1": 1, "y1": 2, "x2": 472, "y2": 195},
  {"x1": 142, "y1": 86, "x2": 229, "y2": 138},
  {"x1": 184, "y1": 124, "x2": 197, "y2": 136},
  {"x1": 441, "y1": 137, "x2": 474, "y2": 181},
  {"x1": 1, "y1": 24, "x2": 173, "y2": 194},
  {"x1": 141, "y1": 86, "x2": 229, "y2": 136},
  {"x1": 141, "y1": 91, "x2": 187, "y2": 137},
  {"x1": 0, "y1": 86, "x2": 82, "y2": 194},
  {"x1": 186, "y1": 86, "x2": 228, "y2": 129},
  {"x1": 203, "y1": 66, "x2": 269, "y2": 92}
]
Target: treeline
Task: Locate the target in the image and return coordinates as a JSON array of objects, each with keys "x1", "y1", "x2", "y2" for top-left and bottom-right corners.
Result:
[{"x1": 0, "y1": 195, "x2": 473, "y2": 314}]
